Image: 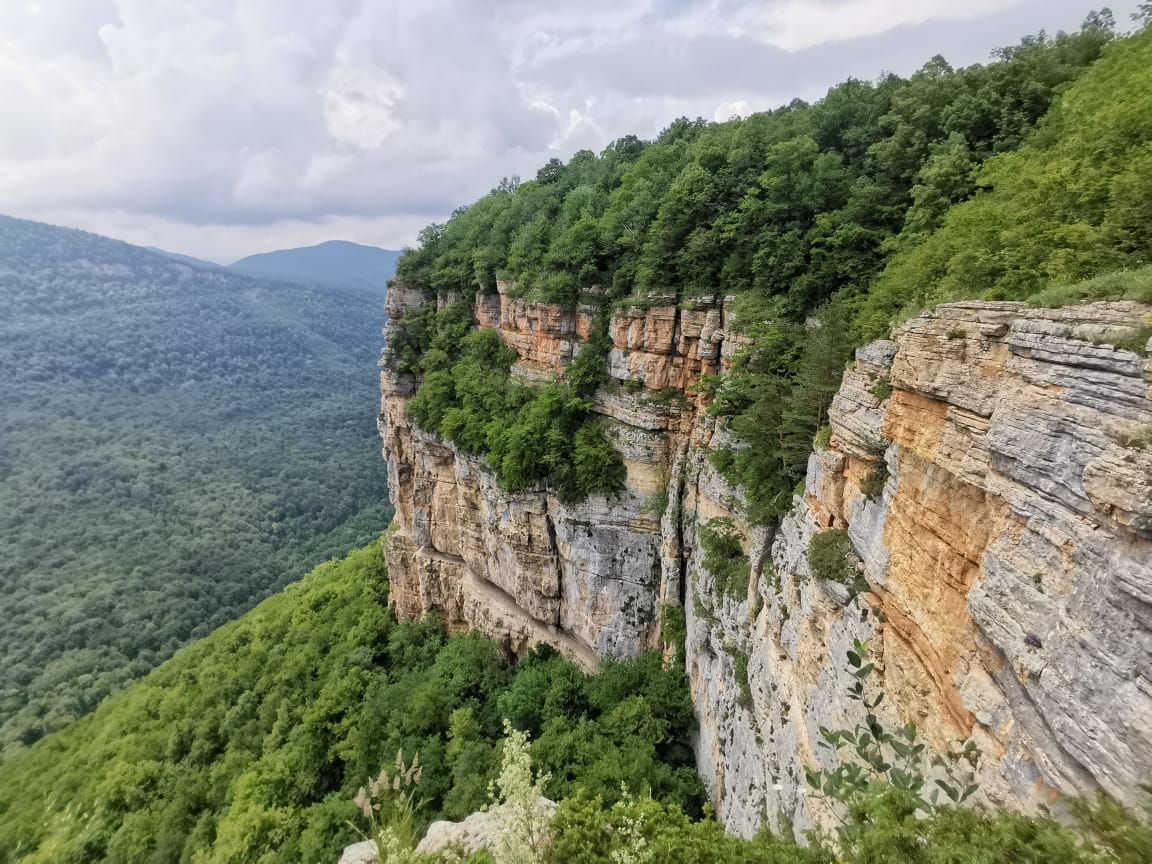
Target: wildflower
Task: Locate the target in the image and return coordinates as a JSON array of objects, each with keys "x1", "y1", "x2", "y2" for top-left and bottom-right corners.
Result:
[{"x1": 354, "y1": 787, "x2": 372, "y2": 819}]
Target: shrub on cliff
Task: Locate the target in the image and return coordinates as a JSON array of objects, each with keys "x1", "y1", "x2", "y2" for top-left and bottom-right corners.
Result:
[
  {"x1": 400, "y1": 304, "x2": 625, "y2": 503},
  {"x1": 807, "y1": 529, "x2": 857, "y2": 585},
  {"x1": 699, "y1": 517, "x2": 752, "y2": 600}
]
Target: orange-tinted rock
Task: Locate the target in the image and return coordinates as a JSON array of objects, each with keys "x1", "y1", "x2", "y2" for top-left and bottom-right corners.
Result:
[{"x1": 380, "y1": 283, "x2": 1152, "y2": 839}]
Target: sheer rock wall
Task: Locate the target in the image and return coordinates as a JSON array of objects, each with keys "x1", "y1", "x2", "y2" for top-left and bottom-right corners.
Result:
[{"x1": 379, "y1": 283, "x2": 1152, "y2": 837}]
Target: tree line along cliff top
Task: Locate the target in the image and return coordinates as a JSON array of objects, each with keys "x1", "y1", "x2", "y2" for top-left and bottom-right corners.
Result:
[{"x1": 387, "y1": 15, "x2": 1151, "y2": 519}]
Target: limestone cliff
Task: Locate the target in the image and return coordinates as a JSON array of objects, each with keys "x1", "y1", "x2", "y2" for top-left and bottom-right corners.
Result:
[{"x1": 379, "y1": 282, "x2": 1152, "y2": 837}]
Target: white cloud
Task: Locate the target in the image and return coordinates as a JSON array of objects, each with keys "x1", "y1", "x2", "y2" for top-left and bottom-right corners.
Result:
[
  {"x1": 0, "y1": 0, "x2": 1134, "y2": 259},
  {"x1": 714, "y1": 99, "x2": 752, "y2": 122},
  {"x1": 668, "y1": 0, "x2": 1028, "y2": 52},
  {"x1": 323, "y1": 71, "x2": 406, "y2": 148}
]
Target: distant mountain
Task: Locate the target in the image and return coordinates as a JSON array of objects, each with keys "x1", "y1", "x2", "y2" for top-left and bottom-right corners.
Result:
[
  {"x1": 146, "y1": 245, "x2": 221, "y2": 270},
  {"x1": 229, "y1": 239, "x2": 401, "y2": 293},
  {"x1": 0, "y1": 214, "x2": 392, "y2": 750}
]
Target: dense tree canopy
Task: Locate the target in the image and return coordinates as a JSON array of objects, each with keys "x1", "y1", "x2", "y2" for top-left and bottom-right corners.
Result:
[
  {"x1": 0, "y1": 544, "x2": 702, "y2": 864},
  {"x1": 394, "y1": 20, "x2": 1115, "y2": 311},
  {"x1": 0, "y1": 216, "x2": 393, "y2": 750},
  {"x1": 390, "y1": 15, "x2": 1150, "y2": 522},
  {"x1": 862, "y1": 21, "x2": 1152, "y2": 327}
]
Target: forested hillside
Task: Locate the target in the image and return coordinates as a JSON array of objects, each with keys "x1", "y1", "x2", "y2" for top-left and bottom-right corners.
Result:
[
  {"x1": 0, "y1": 216, "x2": 393, "y2": 750},
  {"x1": 0, "y1": 544, "x2": 702, "y2": 863},
  {"x1": 390, "y1": 14, "x2": 1147, "y2": 520},
  {"x1": 230, "y1": 241, "x2": 403, "y2": 294}
]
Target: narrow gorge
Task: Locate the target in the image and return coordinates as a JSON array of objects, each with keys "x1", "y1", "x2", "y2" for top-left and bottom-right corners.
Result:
[{"x1": 379, "y1": 281, "x2": 1152, "y2": 839}]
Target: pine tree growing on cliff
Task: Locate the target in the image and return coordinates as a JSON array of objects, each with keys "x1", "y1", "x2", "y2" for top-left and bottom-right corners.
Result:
[{"x1": 779, "y1": 300, "x2": 855, "y2": 481}]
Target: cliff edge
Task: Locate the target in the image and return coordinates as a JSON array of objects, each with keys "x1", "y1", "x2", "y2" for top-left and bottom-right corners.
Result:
[{"x1": 379, "y1": 282, "x2": 1152, "y2": 837}]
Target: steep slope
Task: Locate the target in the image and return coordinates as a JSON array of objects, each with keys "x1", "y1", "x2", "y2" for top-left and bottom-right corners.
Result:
[
  {"x1": 376, "y1": 19, "x2": 1152, "y2": 839},
  {"x1": 230, "y1": 240, "x2": 402, "y2": 294},
  {"x1": 0, "y1": 216, "x2": 392, "y2": 750},
  {"x1": 691, "y1": 298, "x2": 1152, "y2": 833},
  {"x1": 0, "y1": 544, "x2": 701, "y2": 864}
]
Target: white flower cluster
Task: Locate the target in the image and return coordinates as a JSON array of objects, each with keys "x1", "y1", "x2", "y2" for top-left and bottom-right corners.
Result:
[
  {"x1": 610, "y1": 787, "x2": 653, "y2": 864},
  {"x1": 489, "y1": 719, "x2": 553, "y2": 864}
]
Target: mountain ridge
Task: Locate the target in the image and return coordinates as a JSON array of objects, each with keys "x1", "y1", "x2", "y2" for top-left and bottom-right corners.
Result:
[
  {"x1": 0, "y1": 214, "x2": 393, "y2": 750},
  {"x1": 229, "y1": 239, "x2": 402, "y2": 294}
]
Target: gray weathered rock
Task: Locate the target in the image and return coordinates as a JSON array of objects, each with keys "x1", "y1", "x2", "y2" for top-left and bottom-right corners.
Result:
[
  {"x1": 380, "y1": 288, "x2": 1152, "y2": 840},
  {"x1": 416, "y1": 798, "x2": 557, "y2": 856},
  {"x1": 336, "y1": 840, "x2": 378, "y2": 864}
]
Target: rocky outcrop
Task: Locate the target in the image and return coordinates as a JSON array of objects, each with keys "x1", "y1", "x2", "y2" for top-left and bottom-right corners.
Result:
[
  {"x1": 379, "y1": 283, "x2": 708, "y2": 665},
  {"x1": 336, "y1": 841, "x2": 378, "y2": 864},
  {"x1": 379, "y1": 284, "x2": 1152, "y2": 837},
  {"x1": 693, "y1": 300, "x2": 1152, "y2": 837},
  {"x1": 418, "y1": 797, "x2": 557, "y2": 856},
  {"x1": 337, "y1": 798, "x2": 557, "y2": 863}
]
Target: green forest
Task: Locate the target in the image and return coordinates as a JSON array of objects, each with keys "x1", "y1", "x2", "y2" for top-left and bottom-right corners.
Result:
[
  {"x1": 4, "y1": 8, "x2": 1152, "y2": 864},
  {"x1": 2, "y1": 545, "x2": 1147, "y2": 864},
  {"x1": 389, "y1": 12, "x2": 1151, "y2": 520},
  {"x1": 0, "y1": 543, "x2": 703, "y2": 863},
  {"x1": 0, "y1": 216, "x2": 393, "y2": 751}
]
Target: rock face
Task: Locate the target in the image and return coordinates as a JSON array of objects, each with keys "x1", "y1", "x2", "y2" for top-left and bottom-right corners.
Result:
[
  {"x1": 418, "y1": 797, "x2": 557, "y2": 856},
  {"x1": 379, "y1": 283, "x2": 702, "y2": 666},
  {"x1": 380, "y1": 284, "x2": 1152, "y2": 838},
  {"x1": 336, "y1": 840, "x2": 378, "y2": 864},
  {"x1": 337, "y1": 798, "x2": 557, "y2": 863}
]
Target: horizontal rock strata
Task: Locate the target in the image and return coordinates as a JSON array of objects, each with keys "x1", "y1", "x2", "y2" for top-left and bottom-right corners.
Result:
[{"x1": 380, "y1": 284, "x2": 1152, "y2": 837}]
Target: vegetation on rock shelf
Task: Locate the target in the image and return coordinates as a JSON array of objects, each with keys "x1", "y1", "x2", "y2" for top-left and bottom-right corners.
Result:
[
  {"x1": 699, "y1": 517, "x2": 752, "y2": 600},
  {"x1": 396, "y1": 302, "x2": 624, "y2": 503},
  {"x1": 807, "y1": 529, "x2": 859, "y2": 587}
]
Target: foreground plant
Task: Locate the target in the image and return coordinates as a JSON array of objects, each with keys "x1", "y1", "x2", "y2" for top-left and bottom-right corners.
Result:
[
  {"x1": 354, "y1": 750, "x2": 428, "y2": 864},
  {"x1": 488, "y1": 720, "x2": 553, "y2": 864},
  {"x1": 805, "y1": 639, "x2": 980, "y2": 846}
]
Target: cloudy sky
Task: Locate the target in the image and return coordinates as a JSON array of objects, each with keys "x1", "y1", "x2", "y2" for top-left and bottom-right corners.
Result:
[{"x1": 0, "y1": 0, "x2": 1139, "y2": 262}]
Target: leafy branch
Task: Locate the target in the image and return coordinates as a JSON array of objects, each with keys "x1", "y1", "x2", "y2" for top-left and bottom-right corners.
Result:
[{"x1": 805, "y1": 639, "x2": 981, "y2": 844}]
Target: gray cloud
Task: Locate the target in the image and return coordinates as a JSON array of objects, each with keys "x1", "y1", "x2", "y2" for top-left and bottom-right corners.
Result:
[{"x1": 0, "y1": 0, "x2": 1139, "y2": 260}]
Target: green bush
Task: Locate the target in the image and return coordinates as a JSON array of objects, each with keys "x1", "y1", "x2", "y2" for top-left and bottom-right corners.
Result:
[
  {"x1": 567, "y1": 329, "x2": 612, "y2": 397},
  {"x1": 660, "y1": 603, "x2": 687, "y2": 658},
  {"x1": 1026, "y1": 266, "x2": 1152, "y2": 307},
  {"x1": 808, "y1": 529, "x2": 857, "y2": 585},
  {"x1": 546, "y1": 793, "x2": 831, "y2": 864},
  {"x1": 868, "y1": 377, "x2": 893, "y2": 401},
  {"x1": 859, "y1": 463, "x2": 888, "y2": 499},
  {"x1": 732, "y1": 651, "x2": 752, "y2": 708},
  {"x1": 699, "y1": 518, "x2": 752, "y2": 600},
  {"x1": 397, "y1": 305, "x2": 625, "y2": 503}
]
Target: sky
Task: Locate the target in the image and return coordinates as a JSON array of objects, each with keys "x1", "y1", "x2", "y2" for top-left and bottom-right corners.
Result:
[{"x1": 0, "y1": 0, "x2": 1141, "y2": 263}]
